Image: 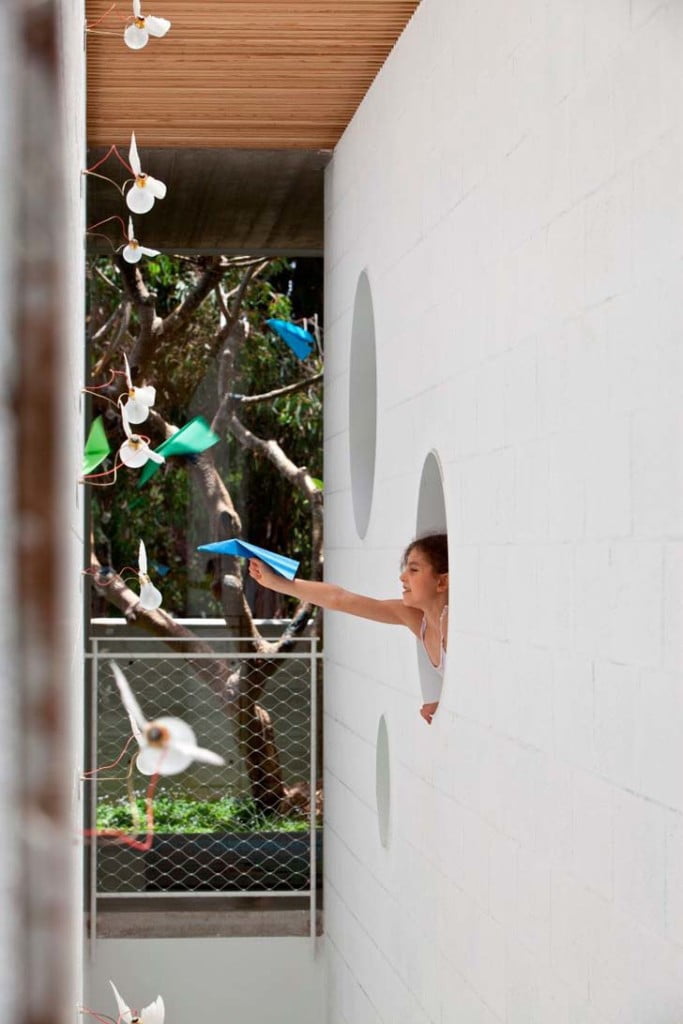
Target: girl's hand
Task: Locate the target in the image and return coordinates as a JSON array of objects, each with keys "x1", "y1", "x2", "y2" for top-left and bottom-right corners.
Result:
[
  {"x1": 420, "y1": 702, "x2": 439, "y2": 725},
  {"x1": 248, "y1": 558, "x2": 281, "y2": 592}
]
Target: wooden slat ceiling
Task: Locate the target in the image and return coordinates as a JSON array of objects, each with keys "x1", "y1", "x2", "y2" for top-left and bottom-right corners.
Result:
[
  {"x1": 86, "y1": 1, "x2": 420, "y2": 252},
  {"x1": 87, "y1": 1, "x2": 421, "y2": 149}
]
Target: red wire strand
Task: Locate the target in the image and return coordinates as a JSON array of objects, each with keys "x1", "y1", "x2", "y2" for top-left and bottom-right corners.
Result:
[
  {"x1": 84, "y1": 370, "x2": 127, "y2": 391},
  {"x1": 83, "y1": 770, "x2": 160, "y2": 852},
  {"x1": 81, "y1": 461, "x2": 123, "y2": 484},
  {"x1": 84, "y1": 145, "x2": 135, "y2": 178},
  {"x1": 81, "y1": 734, "x2": 136, "y2": 779},
  {"x1": 81, "y1": 389, "x2": 120, "y2": 410},
  {"x1": 87, "y1": 214, "x2": 128, "y2": 240},
  {"x1": 79, "y1": 1006, "x2": 118, "y2": 1024},
  {"x1": 84, "y1": 2, "x2": 117, "y2": 30}
]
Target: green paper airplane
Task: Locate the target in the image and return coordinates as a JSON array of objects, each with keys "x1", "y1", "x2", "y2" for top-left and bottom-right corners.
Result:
[
  {"x1": 137, "y1": 416, "x2": 220, "y2": 486},
  {"x1": 82, "y1": 416, "x2": 111, "y2": 475}
]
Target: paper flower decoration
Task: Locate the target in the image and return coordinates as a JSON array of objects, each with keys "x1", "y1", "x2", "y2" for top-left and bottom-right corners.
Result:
[
  {"x1": 124, "y1": 0, "x2": 171, "y2": 49},
  {"x1": 137, "y1": 415, "x2": 220, "y2": 486},
  {"x1": 110, "y1": 663, "x2": 225, "y2": 776},
  {"x1": 137, "y1": 540, "x2": 162, "y2": 611},
  {"x1": 122, "y1": 217, "x2": 160, "y2": 265},
  {"x1": 197, "y1": 538, "x2": 299, "y2": 580},
  {"x1": 82, "y1": 416, "x2": 111, "y2": 475},
  {"x1": 119, "y1": 407, "x2": 165, "y2": 468},
  {"x1": 266, "y1": 319, "x2": 315, "y2": 360},
  {"x1": 121, "y1": 354, "x2": 156, "y2": 424},
  {"x1": 110, "y1": 981, "x2": 164, "y2": 1024},
  {"x1": 125, "y1": 133, "x2": 167, "y2": 215}
]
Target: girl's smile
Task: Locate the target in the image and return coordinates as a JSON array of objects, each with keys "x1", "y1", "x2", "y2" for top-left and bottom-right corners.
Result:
[{"x1": 399, "y1": 552, "x2": 444, "y2": 607}]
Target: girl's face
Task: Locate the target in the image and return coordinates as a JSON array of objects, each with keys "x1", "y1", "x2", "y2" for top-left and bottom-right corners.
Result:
[{"x1": 399, "y1": 547, "x2": 448, "y2": 607}]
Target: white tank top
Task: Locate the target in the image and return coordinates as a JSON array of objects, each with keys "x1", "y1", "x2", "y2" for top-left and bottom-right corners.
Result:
[{"x1": 418, "y1": 606, "x2": 447, "y2": 704}]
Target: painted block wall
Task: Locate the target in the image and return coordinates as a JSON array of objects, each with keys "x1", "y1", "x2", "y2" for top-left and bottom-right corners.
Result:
[
  {"x1": 87, "y1": 937, "x2": 325, "y2": 1024},
  {"x1": 58, "y1": 0, "x2": 87, "y2": 1013},
  {"x1": 324, "y1": 0, "x2": 683, "y2": 1021}
]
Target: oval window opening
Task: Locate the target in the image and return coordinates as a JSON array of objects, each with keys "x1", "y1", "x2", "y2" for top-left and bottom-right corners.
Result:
[
  {"x1": 348, "y1": 271, "x2": 377, "y2": 539},
  {"x1": 376, "y1": 715, "x2": 391, "y2": 847},
  {"x1": 414, "y1": 451, "x2": 449, "y2": 715}
]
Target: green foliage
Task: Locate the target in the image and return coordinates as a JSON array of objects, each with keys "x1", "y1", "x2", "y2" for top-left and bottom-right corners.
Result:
[
  {"x1": 86, "y1": 255, "x2": 323, "y2": 617},
  {"x1": 95, "y1": 795, "x2": 309, "y2": 834}
]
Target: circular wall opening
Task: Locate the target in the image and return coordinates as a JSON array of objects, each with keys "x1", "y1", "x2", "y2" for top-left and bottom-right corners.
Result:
[
  {"x1": 414, "y1": 451, "x2": 449, "y2": 713},
  {"x1": 348, "y1": 270, "x2": 377, "y2": 539},
  {"x1": 376, "y1": 715, "x2": 391, "y2": 847},
  {"x1": 417, "y1": 450, "x2": 447, "y2": 536}
]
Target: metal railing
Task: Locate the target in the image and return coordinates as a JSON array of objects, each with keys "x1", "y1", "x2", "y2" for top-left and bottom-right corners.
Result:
[{"x1": 85, "y1": 631, "x2": 321, "y2": 940}]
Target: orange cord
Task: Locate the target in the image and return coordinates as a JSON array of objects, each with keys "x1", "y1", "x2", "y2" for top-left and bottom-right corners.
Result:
[
  {"x1": 85, "y1": 145, "x2": 135, "y2": 178},
  {"x1": 79, "y1": 1006, "x2": 117, "y2": 1024},
  {"x1": 83, "y1": 770, "x2": 160, "y2": 852},
  {"x1": 84, "y1": 2, "x2": 118, "y2": 30},
  {"x1": 81, "y1": 734, "x2": 136, "y2": 778}
]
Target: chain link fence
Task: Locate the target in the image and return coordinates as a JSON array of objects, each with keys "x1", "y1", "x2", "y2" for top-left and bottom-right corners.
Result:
[{"x1": 85, "y1": 627, "x2": 321, "y2": 935}]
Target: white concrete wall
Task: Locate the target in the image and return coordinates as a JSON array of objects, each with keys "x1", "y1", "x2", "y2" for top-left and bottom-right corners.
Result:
[
  {"x1": 58, "y1": 0, "x2": 87, "y2": 1011},
  {"x1": 88, "y1": 937, "x2": 324, "y2": 1024},
  {"x1": 324, "y1": 1, "x2": 683, "y2": 1021}
]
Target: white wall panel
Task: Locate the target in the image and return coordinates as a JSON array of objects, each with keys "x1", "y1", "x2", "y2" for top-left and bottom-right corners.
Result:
[
  {"x1": 324, "y1": 0, "x2": 683, "y2": 1019},
  {"x1": 88, "y1": 938, "x2": 324, "y2": 1024}
]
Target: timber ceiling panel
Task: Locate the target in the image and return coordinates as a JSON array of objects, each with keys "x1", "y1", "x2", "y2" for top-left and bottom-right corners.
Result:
[{"x1": 86, "y1": 1, "x2": 421, "y2": 149}]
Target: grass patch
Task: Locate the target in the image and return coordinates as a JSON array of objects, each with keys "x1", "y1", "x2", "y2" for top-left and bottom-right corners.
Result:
[{"x1": 95, "y1": 795, "x2": 309, "y2": 834}]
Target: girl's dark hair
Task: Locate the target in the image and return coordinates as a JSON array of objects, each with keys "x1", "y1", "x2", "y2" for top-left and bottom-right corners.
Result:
[{"x1": 402, "y1": 532, "x2": 449, "y2": 574}]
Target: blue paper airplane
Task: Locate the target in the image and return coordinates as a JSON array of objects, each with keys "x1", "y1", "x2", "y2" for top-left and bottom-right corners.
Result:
[
  {"x1": 197, "y1": 538, "x2": 299, "y2": 580},
  {"x1": 265, "y1": 319, "x2": 315, "y2": 360}
]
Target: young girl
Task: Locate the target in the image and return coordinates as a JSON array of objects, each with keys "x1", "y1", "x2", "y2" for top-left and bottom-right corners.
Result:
[{"x1": 248, "y1": 533, "x2": 448, "y2": 724}]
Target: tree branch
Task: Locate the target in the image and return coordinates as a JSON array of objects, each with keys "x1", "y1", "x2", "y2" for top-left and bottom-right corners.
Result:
[
  {"x1": 115, "y1": 256, "x2": 229, "y2": 381},
  {"x1": 227, "y1": 412, "x2": 324, "y2": 589},
  {"x1": 88, "y1": 302, "x2": 120, "y2": 346},
  {"x1": 90, "y1": 301, "x2": 131, "y2": 377},
  {"x1": 210, "y1": 260, "x2": 270, "y2": 359},
  {"x1": 233, "y1": 371, "x2": 323, "y2": 406},
  {"x1": 228, "y1": 413, "x2": 323, "y2": 506},
  {"x1": 115, "y1": 254, "x2": 161, "y2": 376},
  {"x1": 161, "y1": 257, "x2": 228, "y2": 343},
  {"x1": 93, "y1": 264, "x2": 121, "y2": 293},
  {"x1": 217, "y1": 318, "x2": 248, "y2": 414},
  {"x1": 89, "y1": 553, "x2": 242, "y2": 710},
  {"x1": 214, "y1": 282, "x2": 231, "y2": 322}
]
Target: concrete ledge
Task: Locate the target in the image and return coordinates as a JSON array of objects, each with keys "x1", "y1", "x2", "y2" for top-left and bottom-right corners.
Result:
[{"x1": 93, "y1": 896, "x2": 323, "y2": 939}]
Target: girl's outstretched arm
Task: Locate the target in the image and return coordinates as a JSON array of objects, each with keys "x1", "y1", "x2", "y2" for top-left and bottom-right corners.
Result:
[{"x1": 248, "y1": 558, "x2": 420, "y2": 629}]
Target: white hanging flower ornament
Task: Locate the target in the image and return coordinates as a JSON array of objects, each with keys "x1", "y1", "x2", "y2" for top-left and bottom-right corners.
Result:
[
  {"x1": 137, "y1": 539, "x2": 163, "y2": 611},
  {"x1": 121, "y1": 353, "x2": 156, "y2": 424},
  {"x1": 119, "y1": 405, "x2": 165, "y2": 468},
  {"x1": 122, "y1": 217, "x2": 160, "y2": 265},
  {"x1": 125, "y1": 133, "x2": 167, "y2": 215},
  {"x1": 110, "y1": 980, "x2": 165, "y2": 1024},
  {"x1": 124, "y1": 0, "x2": 171, "y2": 50},
  {"x1": 110, "y1": 663, "x2": 225, "y2": 776}
]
